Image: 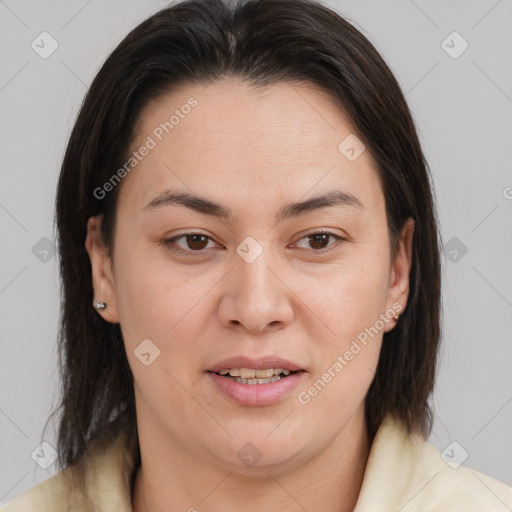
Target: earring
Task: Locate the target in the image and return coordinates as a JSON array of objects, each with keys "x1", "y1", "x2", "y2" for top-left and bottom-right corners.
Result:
[
  {"x1": 95, "y1": 301, "x2": 107, "y2": 311},
  {"x1": 394, "y1": 313, "x2": 400, "y2": 320}
]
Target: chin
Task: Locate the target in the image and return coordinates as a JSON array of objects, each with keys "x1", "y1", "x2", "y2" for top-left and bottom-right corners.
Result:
[{"x1": 202, "y1": 431, "x2": 310, "y2": 474}]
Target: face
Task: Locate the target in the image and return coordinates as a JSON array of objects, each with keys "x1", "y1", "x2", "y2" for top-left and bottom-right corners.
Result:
[{"x1": 86, "y1": 78, "x2": 413, "y2": 472}]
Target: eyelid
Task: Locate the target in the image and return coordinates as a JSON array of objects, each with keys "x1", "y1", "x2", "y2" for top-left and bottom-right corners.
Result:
[{"x1": 162, "y1": 231, "x2": 221, "y2": 255}]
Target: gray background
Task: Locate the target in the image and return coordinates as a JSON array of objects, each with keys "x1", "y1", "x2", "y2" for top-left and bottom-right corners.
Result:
[{"x1": 1, "y1": 0, "x2": 511, "y2": 504}]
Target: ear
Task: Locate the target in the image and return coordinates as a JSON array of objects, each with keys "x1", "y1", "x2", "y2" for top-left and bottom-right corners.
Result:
[
  {"x1": 85, "y1": 214, "x2": 120, "y2": 323},
  {"x1": 384, "y1": 217, "x2": 415, "y2": 332}
]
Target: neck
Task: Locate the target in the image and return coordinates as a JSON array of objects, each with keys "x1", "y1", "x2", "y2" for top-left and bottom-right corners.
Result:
[{"x1": 131, "y1": 408, "x2": 371, "y2": 512}]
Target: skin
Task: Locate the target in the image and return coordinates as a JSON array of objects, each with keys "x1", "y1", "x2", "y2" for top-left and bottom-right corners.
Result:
[{"x1": 85, "y1": 78, "x2": 414, "y2": 512}]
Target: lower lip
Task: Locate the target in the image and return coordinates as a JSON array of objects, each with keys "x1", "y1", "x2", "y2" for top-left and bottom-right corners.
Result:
[{"x1": 207, "y1": 371, "x2": 306, "y2": 406}]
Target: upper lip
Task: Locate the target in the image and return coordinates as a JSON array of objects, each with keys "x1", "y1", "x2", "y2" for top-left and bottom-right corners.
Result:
[{"x1": 208, "y1": 356, "x2": 304, "y2": 373}]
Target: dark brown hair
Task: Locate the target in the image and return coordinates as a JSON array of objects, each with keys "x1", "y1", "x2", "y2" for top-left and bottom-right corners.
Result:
[{"x1": 46, "y1": 0, "x2": 441, "y2": 487}]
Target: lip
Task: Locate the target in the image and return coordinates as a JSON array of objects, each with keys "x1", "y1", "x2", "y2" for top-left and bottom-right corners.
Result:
[
  {"x1": 208, "y1": 355, "x2": 304, "y2": 373},
  {"x1": 207, "y1": 370, "x2": 306, "y2": 406},
  {"x1": 206, "y1": 355, "x2": 306, "y2": 406}
]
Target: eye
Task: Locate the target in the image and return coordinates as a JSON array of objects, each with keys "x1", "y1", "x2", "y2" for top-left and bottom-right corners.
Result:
[
  {"x1": 161, "y1": 230, "x2": 345, "y2": 256},
  {"x1": 162, "y1": 233, "x2": 219, "y2": 255},
  {"x1": 294, "y1": 231, "x2": 344, "y2": 252}
]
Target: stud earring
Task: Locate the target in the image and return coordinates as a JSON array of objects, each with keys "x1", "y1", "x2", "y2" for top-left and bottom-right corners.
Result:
[
  {"x1": 95, "y1": 301, "x2": 107, "y2": 311},
  {"x1": 394, "y1": 312, "x2": 400, "y2": 320}
]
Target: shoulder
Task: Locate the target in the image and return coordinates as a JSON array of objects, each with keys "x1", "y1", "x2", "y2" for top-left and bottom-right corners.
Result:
[
  {"x1": 0, "y1": 429, "x2": 138, "y2": 512},
  {"x1": 355, "y1": 415, "x2": 512, "y2": 511},
  {"x1": 0, "y1": 469, "x2": 74, "y2": 512}
]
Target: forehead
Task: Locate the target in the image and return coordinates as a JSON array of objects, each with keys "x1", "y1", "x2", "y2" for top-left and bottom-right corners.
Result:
[{"x1": 118, "y1": 78, "x2": 384, "y2": 217}]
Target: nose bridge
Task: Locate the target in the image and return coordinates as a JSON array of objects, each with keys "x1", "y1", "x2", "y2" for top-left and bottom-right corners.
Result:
[
  {"x1": 220, "y1": 235, "x2": 294, "y2": 332},
  {"x1": 234, "y1": 236, "x2": 276, "y2": 301}
]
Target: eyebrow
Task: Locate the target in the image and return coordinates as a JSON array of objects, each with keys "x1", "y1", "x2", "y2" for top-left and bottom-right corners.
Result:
[{"x1": 143, "y1": 189, "x2": 363, "y2": 222}]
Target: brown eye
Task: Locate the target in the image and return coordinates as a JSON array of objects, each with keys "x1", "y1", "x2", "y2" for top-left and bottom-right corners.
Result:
[
  {"x1": 185, "y1": 234, "x2": 209, "y2": 250},
  {"x1": 307, "y1": 233, "x2": 331, "y2": 250},
  {"x1": 295, "y1": 232, "x2": 343, "y2": 252},
  {"x1": 162, "y1": 233, "x2": 218, "y2": 255}
]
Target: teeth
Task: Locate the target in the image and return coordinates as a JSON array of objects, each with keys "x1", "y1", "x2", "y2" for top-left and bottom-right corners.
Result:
[
  {"x1": 240, "y1": 368, "x2": 256, "y2": 379},
  {"x1": 255, "y1": 369, "x2": 274, "y2": 378},
  {"x1": 217, "y1": 367, "x2": 293, "y2": 378},
  {"x1": 231, "y1": 375, "x2": 283, "y2": 384},
  {"x1": 255, "y1": 376, "x2": 273, "y2": 384}
]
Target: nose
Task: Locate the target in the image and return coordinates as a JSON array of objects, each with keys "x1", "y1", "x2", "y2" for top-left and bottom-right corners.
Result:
[{"x1": 218, "y1": 247, "x2": 294, "y2": 334}]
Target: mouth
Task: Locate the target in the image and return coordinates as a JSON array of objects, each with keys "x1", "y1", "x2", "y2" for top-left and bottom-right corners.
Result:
[
  {"x1": 208, "y1": 367, "x2": 303, "y2": 385},
  {"x1": 206, "y1": 356, "x2": 306, "y2": 405}
]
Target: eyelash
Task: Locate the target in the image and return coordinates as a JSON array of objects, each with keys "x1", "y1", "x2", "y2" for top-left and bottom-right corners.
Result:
[{"x1": 160, "y1": 230, "x2": 346, "y2": 256}]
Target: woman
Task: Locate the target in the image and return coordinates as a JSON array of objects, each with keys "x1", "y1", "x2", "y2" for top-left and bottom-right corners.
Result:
[{"x1": 2, "y1": 0, "x2": 511, "y2": 510}]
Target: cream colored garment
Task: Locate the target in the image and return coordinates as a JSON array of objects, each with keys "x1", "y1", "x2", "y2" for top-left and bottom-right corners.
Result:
[{"x1": 2, "y1": 415, "x2": 511, "y2": 511}]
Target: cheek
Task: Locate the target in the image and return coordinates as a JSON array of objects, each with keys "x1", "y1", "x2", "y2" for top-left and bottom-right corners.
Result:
[
  {"x1": 290, "y1": 246, "x2": 389, "y2": 408},
  {"x1": 295, "y1": 250, "x2": 391, "y2": 343},
  {"x1": 113, "y1": 243, "x2": 216, "y2": 365},
  {"x1": 293, "y1": 259, "x2": 387, "y2": 420},
  {"x1": 302, "y1": 336, "x2": 382, "y2": 429},
  {"x1": 113, "y1": 250, "x2": 213, "y2": 416}
]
